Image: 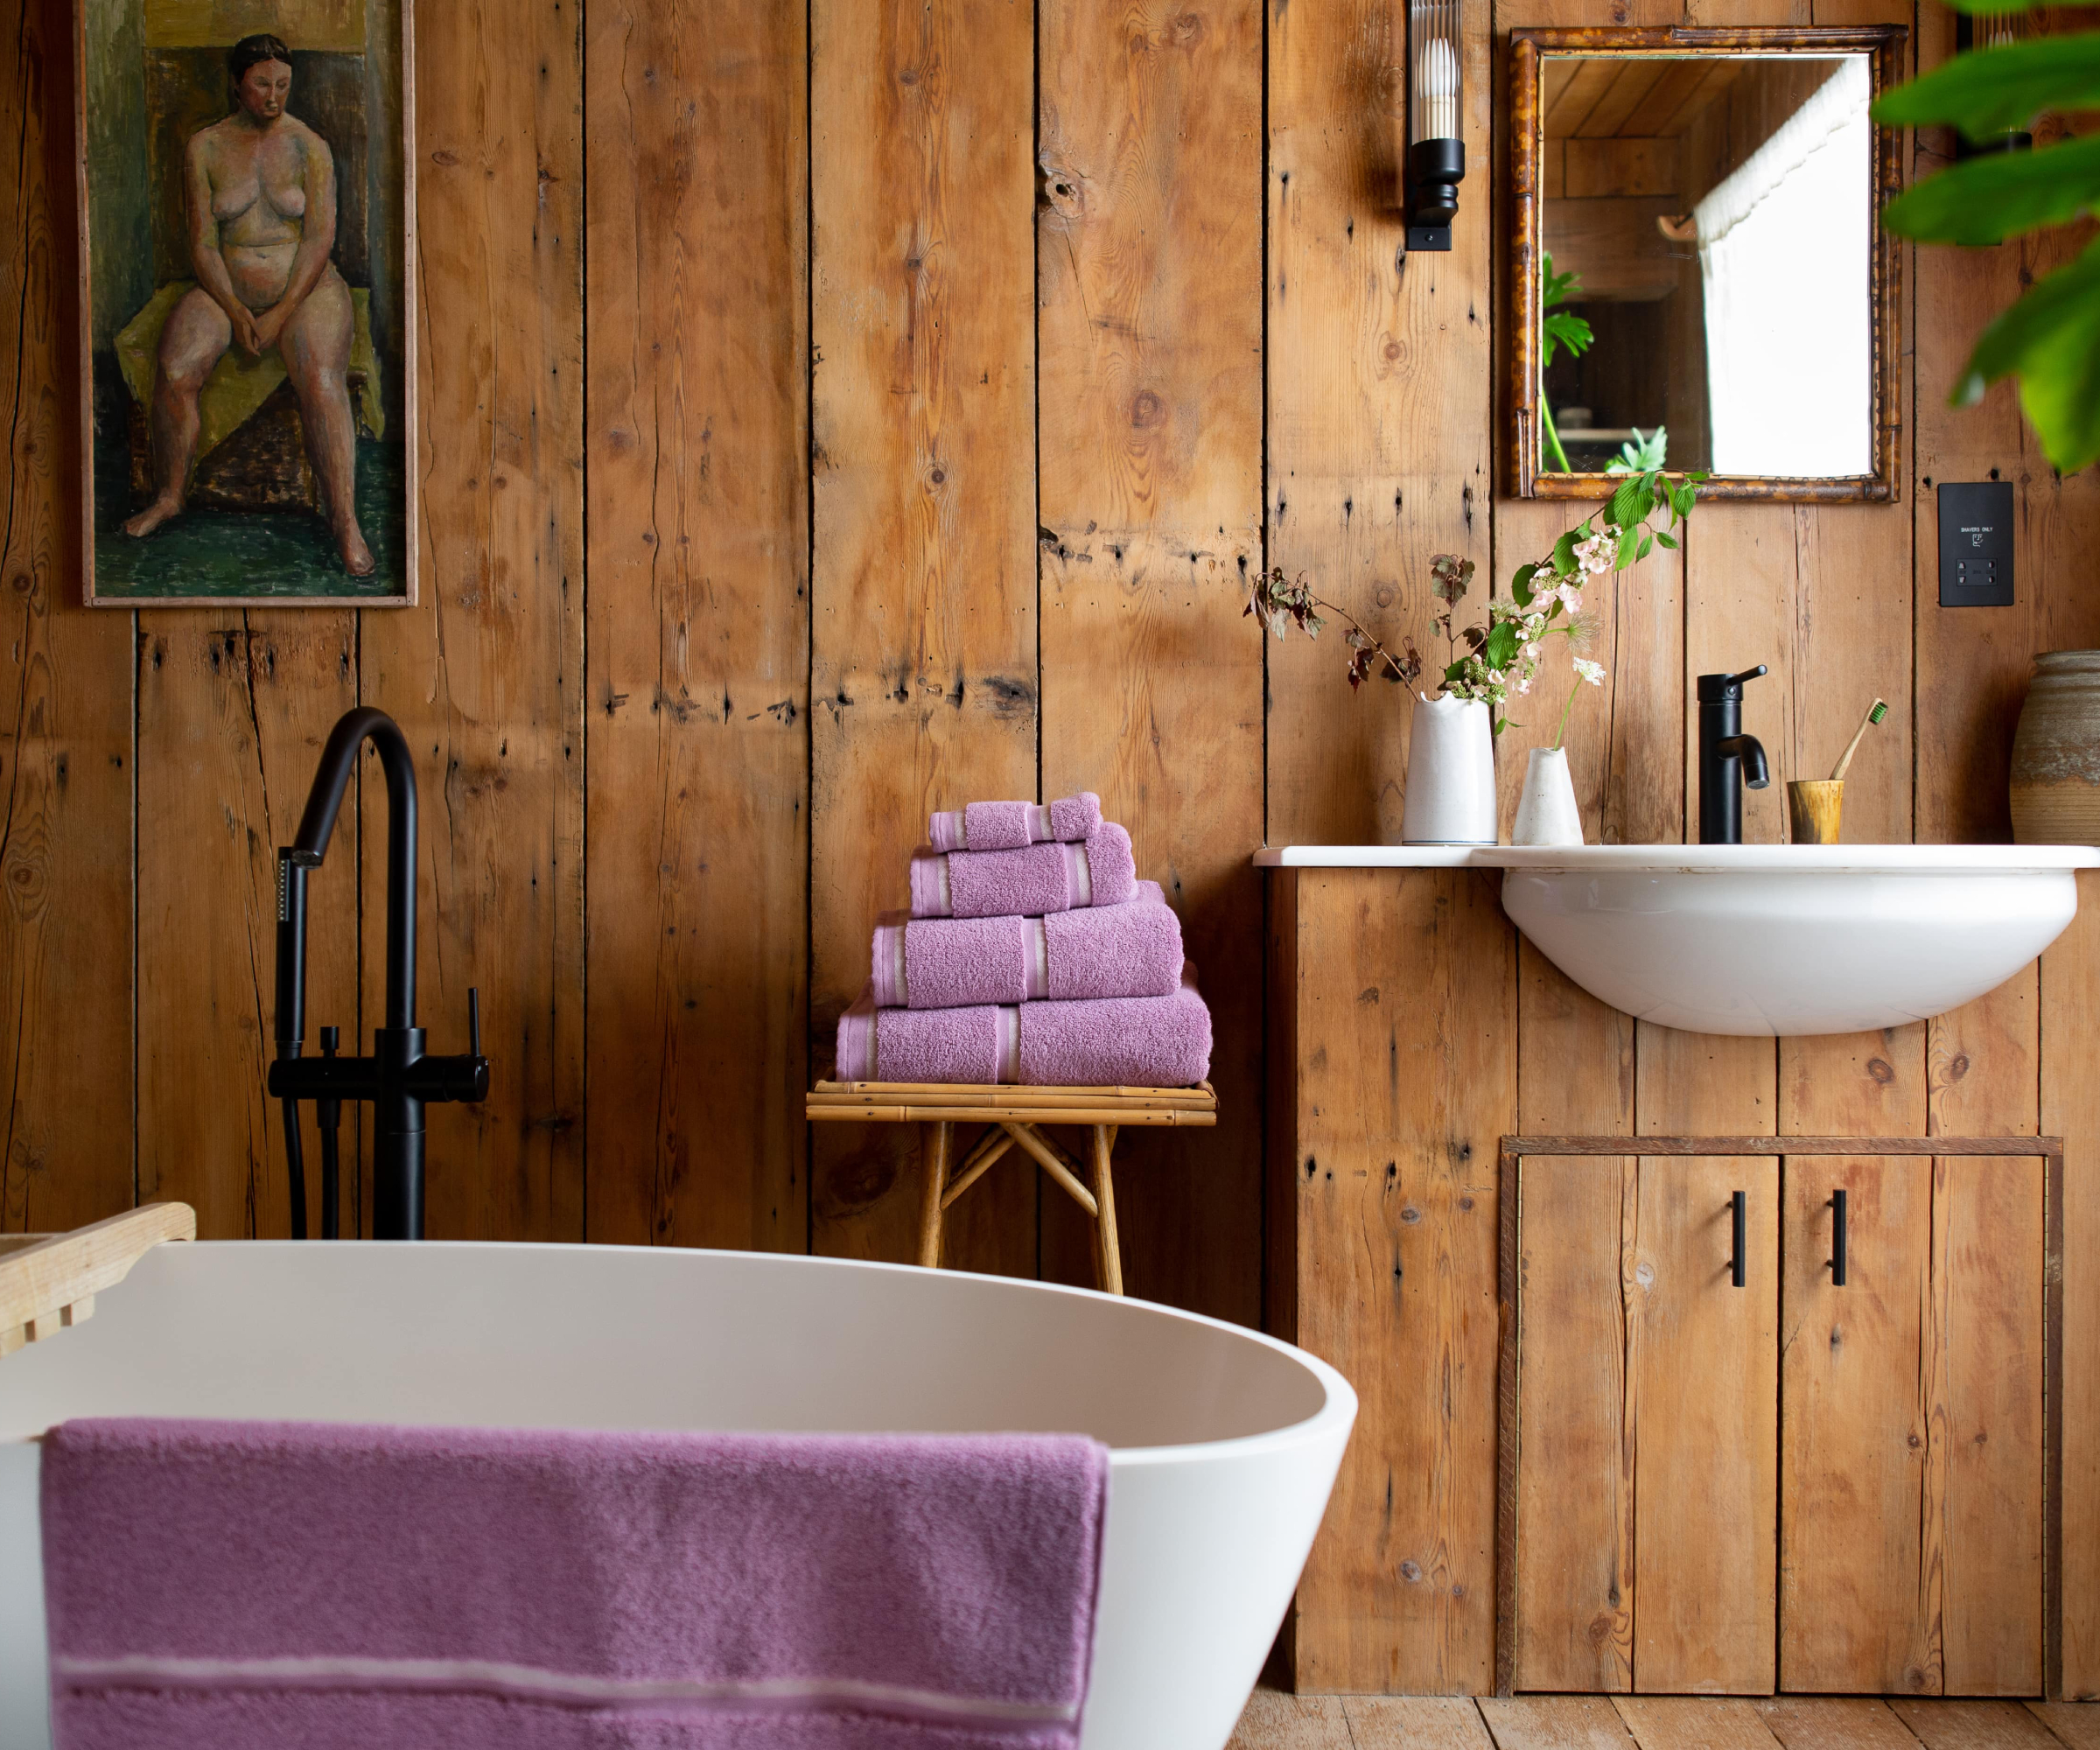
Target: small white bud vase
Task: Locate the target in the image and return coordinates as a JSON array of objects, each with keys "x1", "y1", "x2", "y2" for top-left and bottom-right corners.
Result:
[
  {"x1": 1401, "y1": 694, "x2": 1498, "y2": 845},
  {"x1": 1512, "y1": 745, "x2": 1584, "y2": 846}
]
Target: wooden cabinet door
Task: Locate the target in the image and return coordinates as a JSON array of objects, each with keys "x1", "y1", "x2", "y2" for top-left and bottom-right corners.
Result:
[
  {"x1": 1631, "y1": 1155, "x2": 1779, "y2": 1694},
  {"x1": 1513, "y1": 1155, "x2": 1778, "y2": 1696},
  {"x1": 1778, "y1": 1153, "x2": 2045, "y2": 1697},
  {"x1": 1780, "y1": 1156, "x2": 1936, "y2": 1693}
]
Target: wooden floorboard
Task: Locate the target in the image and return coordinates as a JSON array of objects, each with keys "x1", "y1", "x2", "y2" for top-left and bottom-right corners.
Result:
[
  {"x1": 1890, "y1": 1702, "x2": 2067, "y2": 1750},
  {"x1": 1756, "y1": 1699, "x2": 1925, "y2": 1750},
  {"x1": 1481, "y1": 1695, "x2": 1644, "y2": 1750},
  {"x1": 1347, "y1": 1698, "x2": 1500, "y2": 1749},
  {"x1": 2029, "y1": 1705, "x2": 2100, "y2": 1750},
  {"x1": 1231, "y1": 1697, "x2": 2100, "y2": 1750}
]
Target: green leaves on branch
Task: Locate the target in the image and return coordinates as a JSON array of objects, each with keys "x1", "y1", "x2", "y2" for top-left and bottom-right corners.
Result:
[
  {"x1": 1961, "y1": 236, "x2": 2100, "y2": 472},
  {"x1": 1881, "y1": 133, "x2": 2100, "y2": 245},
  {"x1": 1875, "y1": 26, "x2": 2100, "y2": 472}
]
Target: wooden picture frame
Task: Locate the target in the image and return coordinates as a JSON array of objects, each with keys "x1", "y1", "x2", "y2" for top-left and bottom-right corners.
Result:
[
  {"x1": 75, "y1": 0, "x2": 417, "y2": 606},
  {"x1": 1507, "y1": 26, "x2": 1907, "y2": 502}
]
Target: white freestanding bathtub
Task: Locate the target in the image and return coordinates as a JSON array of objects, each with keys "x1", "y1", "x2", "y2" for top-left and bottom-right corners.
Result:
[{"x1": 0, "y1": 1242, "x2": 1354, "y2": 1750}]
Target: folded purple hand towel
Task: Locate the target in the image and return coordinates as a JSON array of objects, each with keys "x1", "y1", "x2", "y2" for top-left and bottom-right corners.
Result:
[
  {"x1": 928, "y1": 794, "x2": 1102, "y2": 854},
  {"x1": 908, "y1": 822, "x2": 1135, "y2": 920},
  {"x1": 42, "y1": 1418, "x2": 1109, "y2": 1750},
  {"x1": 870, "y1": 884, "x2": 1180, "y2": 1011},
  {"x1": 836, "y1": 963, "x2": 1211, "y2": 1088}
]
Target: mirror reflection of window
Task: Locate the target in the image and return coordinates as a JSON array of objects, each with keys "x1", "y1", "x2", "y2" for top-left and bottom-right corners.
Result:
[
  {"x1": 1693, "y1": 58, "x2": 1872, "y2": 476},
  {"x1": 1539, "y1": 52, "x2": 1875, "y2": 480}
]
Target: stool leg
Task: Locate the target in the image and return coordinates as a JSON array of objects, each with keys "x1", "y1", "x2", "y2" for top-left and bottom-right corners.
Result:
[
  {"x1": 1091, "y1": 1124, "x2": 1124, "y2": 1296},
  {"x1": 917, "y1": 1122, "x2": 952, "y2": 1269}
]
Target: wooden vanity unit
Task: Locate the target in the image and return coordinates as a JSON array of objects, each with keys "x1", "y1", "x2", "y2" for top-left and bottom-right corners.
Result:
[{"x1": 1261, "y1": 851, "x2": 2099, "y2": 1703}]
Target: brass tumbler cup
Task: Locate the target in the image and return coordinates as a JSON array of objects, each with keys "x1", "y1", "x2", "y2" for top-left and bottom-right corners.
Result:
[{"x1": 1788, "y1": 779, "x2": 1844, "y2": 844}]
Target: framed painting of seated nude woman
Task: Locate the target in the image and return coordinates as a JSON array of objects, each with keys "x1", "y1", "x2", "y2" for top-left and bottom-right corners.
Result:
[{"x1": 75, "y1": 0, "x2": 415, "y2": 605}]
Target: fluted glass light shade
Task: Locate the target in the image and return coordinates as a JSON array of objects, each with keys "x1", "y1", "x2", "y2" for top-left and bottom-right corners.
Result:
[{"x1": 1406, "y1": 0, "x2": 1464, "y2": 252}]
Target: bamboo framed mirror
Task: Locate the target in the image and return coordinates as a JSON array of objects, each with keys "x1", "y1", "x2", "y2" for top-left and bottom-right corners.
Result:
[{"x1": 1508, "y1": 26, "x2": 1906, "y2": 500}]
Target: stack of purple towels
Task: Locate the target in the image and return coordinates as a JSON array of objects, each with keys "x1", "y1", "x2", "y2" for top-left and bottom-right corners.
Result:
[{"x1": 835, "y1": 793, "x2": 1213, "y2": 1088}]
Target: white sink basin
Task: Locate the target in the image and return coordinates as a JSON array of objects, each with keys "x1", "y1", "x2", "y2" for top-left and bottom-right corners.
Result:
[{"x1": 1495, "y1": 844, "x2": 2099, "y2": 1036}]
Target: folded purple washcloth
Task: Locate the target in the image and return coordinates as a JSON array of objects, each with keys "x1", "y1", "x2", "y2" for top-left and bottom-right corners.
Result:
[
  {"x1": 41, "y1": 1418, "x2": 1110, "y2": 1750},
  {"x1": 908, "y1": 822, "x2": 1135, "y2": 920},
  {"x1": 835, "y1": 962, "x2": 1211, "y2": 1087},
  {"x1": 928, "y1": 794, "x2": 1102, "y2": 854},
  {"x1": 870, "y1": 883, "x2": 1180, "y2": 1011}
]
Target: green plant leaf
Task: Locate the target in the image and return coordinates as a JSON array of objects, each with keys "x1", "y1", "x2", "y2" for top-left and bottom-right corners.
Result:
[
  {"x1": 1957, "y1": 234, "x2": 2100, "y2": 472},
  {"x1": 1883, "y1": 134, "x2": 2100, "y2": 245},
  {"x1": 1543, "y1": 311, "x2": 1595, "y2": 368},
  {"x1": 1512, "y1": 563, "x2": 1539, "y2": 607},
  {"x1": 1607, "y1": 473, "x2": 1647, "y2": 530},
  {"x1": 1481, "y1": 620, "x2": 1522, "y2": 669},
  {"x1": 1655, "y1": 528, "x2": 1678, "y2": 550},
  {"x1": 1638, "y1": 534, "x2": 1653, "y2": 560},
  {"x1": 1550, "y1": 529, "x2": 1578, "y2": 575},
  {"x1": 1872, "y1": 37, "x2": 2100, "y2": 141}
]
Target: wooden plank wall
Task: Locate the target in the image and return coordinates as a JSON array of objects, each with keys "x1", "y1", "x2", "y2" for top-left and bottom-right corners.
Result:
[{"x1": 0, "y1": 0, "x2": 2093, "y2": 1666}]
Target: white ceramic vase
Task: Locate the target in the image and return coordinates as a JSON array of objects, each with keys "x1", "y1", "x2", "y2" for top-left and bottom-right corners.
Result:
[
  {"x1": 1401, "y1": 694, "x2": 1498, "y2": 845},
  {"x1": 1512, "y1": 745, "x2": 1584, "y2": 846}
]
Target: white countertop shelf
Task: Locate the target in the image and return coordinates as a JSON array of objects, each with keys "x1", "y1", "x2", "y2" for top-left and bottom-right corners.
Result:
[{"x1": 1251, "y1": 844, "x2": 2100, "y2": 872}]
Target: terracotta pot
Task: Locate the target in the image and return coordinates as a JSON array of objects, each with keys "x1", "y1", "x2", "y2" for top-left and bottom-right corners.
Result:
[{"x1": 2011, "y1": 650, "x2": 2100, "y2": 845}]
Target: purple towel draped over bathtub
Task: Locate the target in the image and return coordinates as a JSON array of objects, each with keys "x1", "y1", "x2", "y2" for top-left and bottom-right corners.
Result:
[{"x1": 39, "y1": 1418, "x2": 1110, "y2": 1750}]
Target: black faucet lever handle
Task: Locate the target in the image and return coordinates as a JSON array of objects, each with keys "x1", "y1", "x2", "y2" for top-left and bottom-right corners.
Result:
[
  {"x1": 1729, "y1": 664, "x2": 1769, "y2": 688},
  {"x1": 468, "y1": 987, "x2": 481, "y2": 1057}
]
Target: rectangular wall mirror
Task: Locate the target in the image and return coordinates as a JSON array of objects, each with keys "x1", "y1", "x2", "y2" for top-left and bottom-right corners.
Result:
[{"x1": 1508, "y1": 26, "x2": 1906, "y2": 500}]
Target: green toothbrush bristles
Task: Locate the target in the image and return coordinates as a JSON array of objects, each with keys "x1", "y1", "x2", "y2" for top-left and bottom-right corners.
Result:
[{"x1": 1867, "y1": 699, "x2": 1887, "y2": 724}]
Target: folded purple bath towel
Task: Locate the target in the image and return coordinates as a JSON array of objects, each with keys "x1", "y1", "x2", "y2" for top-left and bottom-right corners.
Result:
[
  {"x1": 908, "y1": 822, "x2": 1135, "y2": 920},
  {"x1": 40, "y1": 1418, "x2": 1110, "y2": 1750},
  {"x1": 928, "y1": 794, "x2": 1102, "y2": 854},
  {"x1": 870, "y1": 882, "x2": 1180, "y2": 1011},
  {"x1": 835, "y1": 962, "x2": 1211, "y2": 1087}
]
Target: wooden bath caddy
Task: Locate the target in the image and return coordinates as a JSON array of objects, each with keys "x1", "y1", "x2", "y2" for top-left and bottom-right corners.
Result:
[
  {"x1": 0, "y1": 1203, "x2": 195, "y2": 1358},
  {"x1": 807, "y1": 1081, "x2": 1217, "y2": 1295}
]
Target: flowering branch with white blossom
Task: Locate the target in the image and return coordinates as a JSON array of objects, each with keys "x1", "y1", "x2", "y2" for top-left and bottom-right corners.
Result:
[{"x1": 1245, "y1": 462, "x2": 1703, "y2": 734}]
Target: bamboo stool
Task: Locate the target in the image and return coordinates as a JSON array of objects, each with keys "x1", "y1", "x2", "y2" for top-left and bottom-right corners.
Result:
[{"x1": 806, "y1": 1082, "x2": 1217, "y2": 1295}]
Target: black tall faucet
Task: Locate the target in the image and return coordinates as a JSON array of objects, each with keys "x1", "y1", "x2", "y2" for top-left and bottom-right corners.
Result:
[
  {"x1": 1698, "y1": 667, "x2": 1772, "y2": 845},
  {"x1": 269, "y1": 708, "x2": 489, "y2": 1239}
]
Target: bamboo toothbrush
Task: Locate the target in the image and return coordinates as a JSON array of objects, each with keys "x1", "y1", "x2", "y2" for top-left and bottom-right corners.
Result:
[{"x1": 1830, "y1": 698, "x2": 1889, "y2": 782}]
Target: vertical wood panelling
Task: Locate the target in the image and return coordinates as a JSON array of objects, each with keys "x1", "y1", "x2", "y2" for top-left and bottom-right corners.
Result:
[
  {"x1": 0, "y1": 0, "x2": 134, "y2": 1233},
  {"x1": 1290, "y1": 869, "x2": 1512, "y2": 1694},
  {"x1": 1036, "y1": 0, "x2": 1263, "y2": 1317},
  {"x1": 359, "y1": 0, "x2": 587, "y2": 1241},
  {"x1": 1516, "y1": 1154, "x2": 1636, "y2": 1692},
  {"x1": 809, "y1": 0, "x2": 1038, "y2": 1274},
  {"x1": 2043, "y1": 872, "x2": 2100, "y2": 1698},
  {"x1": 1632, "y1": 1153, "x2": 1779, "y2": 1695},
  {"x1": 1268, "y1": 0, "x2": 1494, "y2": 847},
  {"x1": 1779, "y1": 1156, "x2": 1937, "y2": 1695},
  {"x1": 583, "y1": 0, "x2": 809, "y2": 1250},
  {"x1": 1936, "y1": 1155, "x2": 2045, "y2": 1697},
  {"x1": 136, "y1": 623, "x2": 356, "y2": 1237}
]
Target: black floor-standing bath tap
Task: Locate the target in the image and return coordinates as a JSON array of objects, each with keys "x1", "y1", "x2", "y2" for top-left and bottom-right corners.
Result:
[
  {"x1": 269, "y1": 708, "x2": 489, "y2": 1239},
  {"x1": 1698, "y1": 666, "x2": 1772, "y2": 845}
]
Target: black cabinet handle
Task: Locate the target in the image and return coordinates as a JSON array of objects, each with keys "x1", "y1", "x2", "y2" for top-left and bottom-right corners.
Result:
[
  {"x1": 1731, "y1": 1190, "x2": 1747, "y2": 1288},
  {"x1": 1830, "y1": 1187, "x2": 1848, "y2": 1287}
]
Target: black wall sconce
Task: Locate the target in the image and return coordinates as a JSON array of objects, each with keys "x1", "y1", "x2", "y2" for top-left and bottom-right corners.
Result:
[
  {"x1": 1405, "y1": 0, "x2": 1464, "y2": 252},
  {"x1": 1953, "y1": 10, "x2": 2032, "y2": 158}
]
